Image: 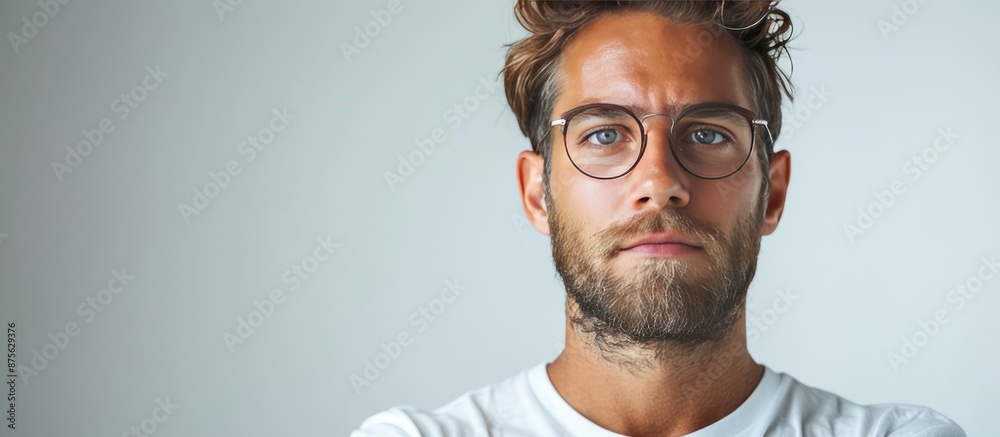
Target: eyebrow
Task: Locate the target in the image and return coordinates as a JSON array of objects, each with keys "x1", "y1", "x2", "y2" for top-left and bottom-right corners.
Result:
[{"x1": 573, "y1": 98, "x2": 748, "y2": 116}]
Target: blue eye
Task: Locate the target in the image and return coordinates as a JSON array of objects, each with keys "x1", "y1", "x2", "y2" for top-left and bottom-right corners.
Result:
[
  {"x1": 690, "y1": 130, "x2": 725, "y2": 145},
  {"x1": 588, "y1": 129, "x2": 619, "y2": 146}
]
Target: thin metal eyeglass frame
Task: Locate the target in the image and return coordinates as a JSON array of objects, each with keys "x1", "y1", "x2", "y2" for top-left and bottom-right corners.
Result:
[{"x1": 549, "y1": 102, "x2": 774, "y2": 180}]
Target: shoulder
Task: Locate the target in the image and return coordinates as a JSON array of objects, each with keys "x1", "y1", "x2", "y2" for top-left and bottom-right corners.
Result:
[
  {"x1": 351, "y1": 365, "x2": 548, "y2": 437},
  {"x1": 765, "y1": 370, "x2": 965, "y2": 437}
]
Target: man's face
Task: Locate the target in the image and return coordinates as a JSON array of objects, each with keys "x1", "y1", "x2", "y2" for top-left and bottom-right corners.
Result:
[{"x1": 545, "y1": 12, "x2": 770, "y2": 345}]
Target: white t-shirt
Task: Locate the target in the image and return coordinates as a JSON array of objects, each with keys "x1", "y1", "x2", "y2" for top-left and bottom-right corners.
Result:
[{"x1": 352, "y1": 362, "x2": 964, "y2": 436}]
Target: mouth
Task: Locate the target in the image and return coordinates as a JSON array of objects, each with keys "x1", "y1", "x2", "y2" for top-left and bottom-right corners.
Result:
[{"x1": 618, "y1": 233, "x2": 703, "y2": 257}]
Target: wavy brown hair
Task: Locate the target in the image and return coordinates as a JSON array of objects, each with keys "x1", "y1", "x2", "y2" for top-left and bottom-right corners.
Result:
[{"x1": 501, "y1": 0, "x2": 794, "y2": 181}]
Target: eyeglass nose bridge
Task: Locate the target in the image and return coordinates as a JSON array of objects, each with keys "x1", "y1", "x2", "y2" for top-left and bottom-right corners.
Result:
[
  {"x1": 638, "y1": 112, "x2": 677, "y2": 137},
  {"x1": 639, "y1": 112, "x2": 676, "y2": 123},
  {"x1": 632, "y1": 112, "x2": 687, "y2": 180}
]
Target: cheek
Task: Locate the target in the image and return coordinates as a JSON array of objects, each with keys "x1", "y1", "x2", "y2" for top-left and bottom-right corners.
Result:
[
  {"x1": 549, "y1": 157, "x2": 625, "y2": 229},
  {"x1": 699, "y1": 164, "x2": 764, "y2": 220}
]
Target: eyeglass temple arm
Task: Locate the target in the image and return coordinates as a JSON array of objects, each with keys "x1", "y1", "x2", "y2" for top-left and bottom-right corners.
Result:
[{"x1": 752, "y1": 119, "x2": 774, "y2": 146}]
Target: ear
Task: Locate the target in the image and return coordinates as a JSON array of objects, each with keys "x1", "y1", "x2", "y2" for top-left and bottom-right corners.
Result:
[
  {"x1": 762, "y1": 150, "x2": 791, "y2": 236},
  {"x1": 517, "y1": 150, "x2": 550, "y2": 235}
]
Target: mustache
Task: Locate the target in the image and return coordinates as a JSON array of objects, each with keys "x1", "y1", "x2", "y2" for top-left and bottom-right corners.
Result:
[{"x1": 591, "y1": 210, "x2": 722, "y2": 257}]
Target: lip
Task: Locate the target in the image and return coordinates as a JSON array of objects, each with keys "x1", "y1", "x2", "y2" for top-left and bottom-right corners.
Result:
[{"x1": 619, "y1": 232, "x2": 702, "y2": 256}]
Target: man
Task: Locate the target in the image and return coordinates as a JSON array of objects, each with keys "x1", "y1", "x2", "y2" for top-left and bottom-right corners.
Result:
[{"x1": 354, "y1": 1, "x2": 964, "y2": 436}]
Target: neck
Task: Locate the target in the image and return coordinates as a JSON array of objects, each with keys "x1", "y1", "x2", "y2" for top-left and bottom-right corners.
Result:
[{"x1": 547, "y1": 300, "x2": 763, "y2": 437}]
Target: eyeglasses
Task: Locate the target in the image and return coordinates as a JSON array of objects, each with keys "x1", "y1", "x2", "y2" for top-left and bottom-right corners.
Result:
[{"x1": 550, "y1": 102, "x2": 773, "y2": 180}]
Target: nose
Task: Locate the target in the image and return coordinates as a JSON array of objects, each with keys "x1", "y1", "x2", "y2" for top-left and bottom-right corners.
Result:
[{"x1": 628, "y1": 115, "x2": 691, "y2": 210}]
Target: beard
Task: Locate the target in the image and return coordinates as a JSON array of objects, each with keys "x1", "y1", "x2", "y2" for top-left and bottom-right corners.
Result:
[{"x1": 548, "y1": 187, "x2": 765, "y2": 349}]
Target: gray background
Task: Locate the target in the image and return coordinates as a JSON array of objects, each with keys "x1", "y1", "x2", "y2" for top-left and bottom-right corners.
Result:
[{"x1": 1, "y1": 0, "x2": 997, "y2": 436}]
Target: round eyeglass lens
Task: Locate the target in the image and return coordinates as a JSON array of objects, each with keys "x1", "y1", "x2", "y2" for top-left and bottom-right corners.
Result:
[
  {"x1": 671, "y1": 106, "x2": 754, "y2": 178},
  {"x1": 563, "y1": 105, "x2": 643, "y2": 179}
]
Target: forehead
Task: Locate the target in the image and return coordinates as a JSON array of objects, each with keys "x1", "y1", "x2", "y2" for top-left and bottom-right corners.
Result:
[{"x1": 556, "y1": 11, "x2": 751, "y2": 115}]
